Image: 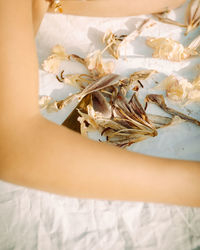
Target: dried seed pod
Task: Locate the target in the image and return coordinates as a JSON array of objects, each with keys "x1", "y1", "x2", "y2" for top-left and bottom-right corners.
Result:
[
  {"x1": 146, "y1": 37, "x2": 199, "y2": 61},
  {"x1": 185, "y1": 0, "x2": 200, "y2": 35}
]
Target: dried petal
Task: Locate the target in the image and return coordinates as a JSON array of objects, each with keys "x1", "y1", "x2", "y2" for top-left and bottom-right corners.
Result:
[
  {"x1": 130, "y1": 69, "x2": 158, "y2": 82},
  {"x1": 153, "y1": 13, "x2": 186, "y2": 27},
  {"x1": 46, "y1": 101, "x2": 60, "y2": 113},
  {"x1": 56, "y1": 74, "x2": 123, "y2": 110},
  {"x1": 63, "y1": 74, "x2": 93, "y2": 90},
  {"x1": 103, "y1": 30, "x2": 122, "y2": 59},
  {"x1": 84, "y1": 50, "x2": 115, "y2": 77},
  {"x1": 154, "y1": 75, "x2": 193, "y2": 102},
  {"x1": 145, "y1": 94, "x2": 200, "y2": 126},
  {"x1": 185, "y1": 0, "x2": 200, "y2": 34},
  {"x1": 39, "y1": 95, "x2": 53, "y2": 110},
  {"x1": 42, "y1": 45, "x2": 68, "y2": 74},
  {"x1": 186, "y1": 74, "x2": 200, "y2": 103},
  {"x1": 187, "y1": 34, "x2": 200, "y2": 52},
  {"x1": 146, "y1": 37, "x2": 199, "y2": 61},
  {"x1": 103, "y1": 19, "x2": 154, "y2": 59}
]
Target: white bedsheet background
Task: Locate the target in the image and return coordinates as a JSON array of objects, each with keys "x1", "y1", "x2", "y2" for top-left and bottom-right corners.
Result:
[{"x1": 0, "y1": 1, "x2": 200, "y2": 249}]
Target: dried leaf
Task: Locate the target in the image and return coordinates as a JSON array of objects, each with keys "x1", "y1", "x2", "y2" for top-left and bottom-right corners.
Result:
[
  {"x1": 55, "y1": 74, "x2": 124, "y2": 110},
  {"x1": 185, "y1": 0, "x2": 200, "y2": 34},
  {"x1": 153, "y1": 13, "x2": 186, "y2": 28},
  {"x1": 145, "y1": 94, "x2": 200, "y2": 126}
]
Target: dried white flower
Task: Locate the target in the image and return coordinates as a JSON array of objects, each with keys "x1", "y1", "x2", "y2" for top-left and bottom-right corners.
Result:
[
  {"x1": 154, "y1": 74, "x2": 200, "y2": 104},
  {"x1": 85, "y1": 50, "x2": 115, "y2": 77},
  {"x1": 42, "y1": 45, "x2": 68, "y2": 74},
  {"x1": 39, "y1": 95, "x2": 53, "y2": 110},
  {"x1": 146, "y1": 37, "x2": 198, "y2": 61},
  {"x1": 103, "y1": 19, "x2": 154, "y2": 59},
  {"x1": 185, "y1": 0, "x2": 200, "y2": 34}
]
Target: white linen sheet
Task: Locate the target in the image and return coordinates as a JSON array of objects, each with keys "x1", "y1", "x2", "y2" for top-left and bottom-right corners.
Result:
[{"x1": 0, "y1": 1, "x2": 200, "y2": 249}]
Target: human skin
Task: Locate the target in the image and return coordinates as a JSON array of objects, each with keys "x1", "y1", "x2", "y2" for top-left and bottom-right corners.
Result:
[
  {"x1": 0, "y1": 0, "x2": 200, "y2": 207},
  {"x1": 48, "y1": 0, "x2": 186, "y2": 17}
]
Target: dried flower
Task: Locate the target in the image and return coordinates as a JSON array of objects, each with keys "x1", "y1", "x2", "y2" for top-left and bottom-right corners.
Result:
[
  {"x1": 39, "y1": 95, "x2": 53, "y2": 110},
  {"x1": 103, "y1": 19, "x2": 154, "y2": 59},
  {"x1": 187, "y1": 74, "x2": 200, "y2": 103},
  {"x1": 154, "y1": 75, "x2": 193, "y2": 102},
  {"x1": 146, "y1": 37, "x2": 199, "y2": 61},
  {"x1": 153, "y1": 74, "x2": 200, "y2": 104},
  {"x1": 42, "y1": 45, "x2": 68, "y2": 74},
  {"x1": 84, "y1": 50, "x2": 115, "y2": 77},
  {"x1": 185, "y1": 0, "x2": 200, "y2": 35}
]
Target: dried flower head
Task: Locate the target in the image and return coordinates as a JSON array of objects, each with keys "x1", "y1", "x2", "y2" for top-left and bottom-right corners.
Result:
[
  {"x1": 153, "y1": 74, "x2": 200, "y2": 104},
  {"x1": 154, "y1": 75, "x2": 193, "y2": 102},
  {"x1": 103, "y1": 30, "x2": 126, "y2": 59},
  {"x1": 103, "y1": 19, "x2": 154, "y2": 59},
  {"x1": 84, "y1": 50, "x2": 115, "y2": 77},
  {"x1": 146, "y1": 37, "x2": 199, "y2": 61},
  {"x1": 42, "y1": 45, "x2": 69, "y2": 74}
]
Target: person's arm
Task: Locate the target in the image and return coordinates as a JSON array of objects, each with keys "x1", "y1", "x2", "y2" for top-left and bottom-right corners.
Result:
[
  {"x1": 48, "y1": 0, "x2": 186, "y2": 17},
  {"x1": 0, "y1": 0, "x2": 200, "y2": 208}
]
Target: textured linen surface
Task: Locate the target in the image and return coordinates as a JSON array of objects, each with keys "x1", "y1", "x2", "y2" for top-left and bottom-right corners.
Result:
[{"x1": 0, "y1": 1, "x2": 200, "y2": 249}]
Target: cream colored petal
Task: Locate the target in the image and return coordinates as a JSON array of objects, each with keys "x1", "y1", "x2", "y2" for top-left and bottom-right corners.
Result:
[
  {"x1": 42, "y1": 56, "x2": 61, "y2": 74},
  {"x1": 185, "y1": 0, "x2": 200, "y2": 34},
  {"x1": 39, "y1": 96, "x2": 53, "y2": 110}
]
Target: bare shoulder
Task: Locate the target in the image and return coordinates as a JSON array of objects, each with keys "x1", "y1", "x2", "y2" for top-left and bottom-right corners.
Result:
[{"x1": 48, "y1": 0, "x2": 186, "y2": 16}]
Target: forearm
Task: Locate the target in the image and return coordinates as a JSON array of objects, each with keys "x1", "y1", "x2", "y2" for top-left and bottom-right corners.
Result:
[
  {"x1": 48, "y1": 0, "x2": 186, "y2": 17},
  {"x1": 32, "y1": 0, "x2": 50, "y2": 35},
  {"x1": 1, "y1": 115, "x2": 200, "y2": 207}
]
